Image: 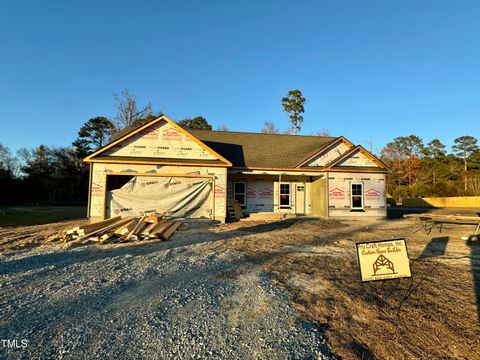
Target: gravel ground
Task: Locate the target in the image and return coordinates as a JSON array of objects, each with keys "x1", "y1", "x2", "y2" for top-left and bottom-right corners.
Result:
[{"x1": 0, "y1": 230, "x2": 331, "y2": 359}]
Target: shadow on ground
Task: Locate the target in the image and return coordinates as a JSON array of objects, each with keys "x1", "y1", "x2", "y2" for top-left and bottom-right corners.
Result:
[{"x1": 415, "y1": 234, "x2": 480, "y2": 321}]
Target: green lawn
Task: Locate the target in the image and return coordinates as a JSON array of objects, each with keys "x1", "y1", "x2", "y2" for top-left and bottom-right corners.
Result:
[{"x1": 0, "y1": 205, "x2": 87, "y2": 227}]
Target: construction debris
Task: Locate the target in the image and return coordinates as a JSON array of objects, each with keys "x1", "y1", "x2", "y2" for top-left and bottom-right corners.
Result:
[{"x1": 48, "y1": 213, "x2": 182, "y2": 245}]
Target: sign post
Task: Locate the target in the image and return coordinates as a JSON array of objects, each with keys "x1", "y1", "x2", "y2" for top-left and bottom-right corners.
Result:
[{"x1": 356, "y1": 238, "x2": 411, "y2": 282}]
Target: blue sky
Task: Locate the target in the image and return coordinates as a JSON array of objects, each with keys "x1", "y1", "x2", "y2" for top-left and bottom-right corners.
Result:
[{"x1": 0, "y1": 0, "x2": 479, "y2": 154}]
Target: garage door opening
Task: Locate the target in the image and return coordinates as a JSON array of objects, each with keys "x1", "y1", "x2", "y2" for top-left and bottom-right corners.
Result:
[
  {"x1": 106, "y1": 174, "x2": 134, "y2": 192},
  {"x1": 105, "y1": 174, "x2": 214, "y2": 220}
]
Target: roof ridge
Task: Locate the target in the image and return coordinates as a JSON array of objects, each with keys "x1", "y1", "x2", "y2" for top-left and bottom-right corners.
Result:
[{"x1": 189, "y1": 129, "x2": 335, "y2": 139}]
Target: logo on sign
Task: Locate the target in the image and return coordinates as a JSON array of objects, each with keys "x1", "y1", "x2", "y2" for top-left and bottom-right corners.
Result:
[
  {"x1": 365, "y1": 189, "x2": 380, "y2": 198},
  {"x1": 138, "y1": 128, "x2": 159, "y2": 140},
  {"x1": 259, "y1": 188, "x2": 273, "y2": 199},
  {"x1": 92, "y1": 183, "x2": 103, "y2": 195},
  {"x1": 162, "y1": 128, "x2": 181, "y2": 140},
  {"x1": 215, "y1": 185, "x2": 226, "y2": 196},
  {"x1": 247, "y1": 188, "x2": 256, "y2": 198},
  {"x1": 164, "y1": 180, "x2": 181, "y2": 189},
  {"x1": 356, "y1": 238, "x2": 411, "y2": 282},
  {"x1": 141, "y1": 180, "x2": 159, "y2": 188},
  {"x1": 329, "y1": 187, "x2": 345, "y2": 200}
]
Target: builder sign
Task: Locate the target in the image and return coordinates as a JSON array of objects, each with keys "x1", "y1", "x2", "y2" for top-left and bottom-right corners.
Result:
[{"x1": 356, "y1": 238, "x2": 411, "y2": 282}]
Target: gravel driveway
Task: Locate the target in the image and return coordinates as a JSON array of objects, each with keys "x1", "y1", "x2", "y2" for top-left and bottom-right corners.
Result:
[{"x1": 0, "y1": 224, "x2": 331, "y2": 359}]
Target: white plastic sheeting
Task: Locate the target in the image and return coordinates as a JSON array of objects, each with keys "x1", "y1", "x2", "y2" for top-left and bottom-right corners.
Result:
[{"x1": 107, "y1": 176, "x2": 212, "y2": 219}]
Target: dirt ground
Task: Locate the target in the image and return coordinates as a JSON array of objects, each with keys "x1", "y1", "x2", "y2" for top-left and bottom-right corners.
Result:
[{"x1": 1, "y1": 216, "x2": 479, "y2": 359}]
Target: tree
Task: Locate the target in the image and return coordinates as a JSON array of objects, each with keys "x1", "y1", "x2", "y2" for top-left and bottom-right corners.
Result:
[
  {"x1": 113, "y1": 88, "x2": 153, "y2": 128},
  {"x1": 0, "y1": 144, "x2": 20, "y2": 201},
  {"x1": 72, "y1": 117, "x2": 116, "y2": 157},
  {"x1": 381, "y1": 135, "x2": 424, "y2": 189},
  {"x1": 16, "y1": 145, "x2": 89, "y2": 202},
  {"x1": 397, "y1": 135, "x2": 424, "y2": 157},
  {"x1": 315, "y1": 129, "x2": 330, "y2": 136},
  {"x1": 452, "y1": 136, "x2": 479, "y2": 190},
  {"x1": 422, "y1": 139, "x2": 447, "y2": 184},
  {"x1": 217, "y1": 124, "x2": 230, "y2": 131},
  {"x1": 17, "y1": 145, "x2": 57, "y2": 200},
  {"x1": 424, "y1": 139, "x2": 446, "y2": 160},
  {"x1": 0, "y1": 143, "x2": 16, "y2": 176},
  {"x1": 50, "y1": 147, "x2": 89, "y2": 201},
  {"x1": 452, "y1": 136, "x2": 479, "y2": 171},
  {"x1": 261, "y1": 121, "x2": 279, "y2": 134},
  {"x1": 281, "y1": 90, "x2": 306, "y2": 135},
  {"x1": 177, "y1": 116, "x2": 212, "y2": 130}
]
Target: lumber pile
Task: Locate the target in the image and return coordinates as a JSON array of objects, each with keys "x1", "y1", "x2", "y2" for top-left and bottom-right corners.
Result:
[
  {"x1": 48, "y1": 213, "x2": 182, "y2": 245},
  {"x1": 227, "y1": 198, "x2": 242, "y2": 220}
]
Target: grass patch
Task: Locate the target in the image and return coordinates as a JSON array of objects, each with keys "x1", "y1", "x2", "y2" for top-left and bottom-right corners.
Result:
[
  {"x1": 0, "y1": 205, "x2": 86, "y2": 227},
  {"x1": 265, "y1": 253, "x2": 478, "y2": 359}
]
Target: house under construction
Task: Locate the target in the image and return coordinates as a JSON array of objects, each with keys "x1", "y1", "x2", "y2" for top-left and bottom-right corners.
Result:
[{"x1": 84, "y1": 115, "x2": 389, "y2": 223}]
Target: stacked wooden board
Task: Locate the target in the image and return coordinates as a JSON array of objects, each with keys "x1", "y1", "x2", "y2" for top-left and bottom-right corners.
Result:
[
  {"x1": 47, "y1": 213, "x2": 182, "y2": 245},
  {"x1": 227, "y1": 198, "x2": 242, "y2": 220}
]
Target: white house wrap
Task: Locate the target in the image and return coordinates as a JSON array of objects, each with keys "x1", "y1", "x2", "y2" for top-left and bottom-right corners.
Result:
[{"x1": 108, "y1": 176, "x2": 212, "y2": 218}]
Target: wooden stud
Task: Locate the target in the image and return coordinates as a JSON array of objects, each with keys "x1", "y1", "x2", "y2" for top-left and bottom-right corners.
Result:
[{"x1": 161, "y1": 222, "x2": 181, "y2": 240}]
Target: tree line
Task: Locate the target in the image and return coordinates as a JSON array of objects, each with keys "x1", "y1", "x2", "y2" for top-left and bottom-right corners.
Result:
[
  {"x1": 380, "y1": 135, "x2": 480, "y2": 200},
  {"x1": 0, "y1": 88, "x2": 306, "y2": 203},
  {"x1": 0, "y1": 89, "x2": 155, "y2": 203},
  {"x1": 0, "y1": 90, "x2": 231, "y2": 203},
  {"x1": 1, "y1": 88, "x2": 475, "y2": 204}
]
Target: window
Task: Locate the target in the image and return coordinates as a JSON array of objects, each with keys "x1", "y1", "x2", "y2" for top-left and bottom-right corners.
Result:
[
  {"x1": 280, "y1": 183, "x2": 291, "y2": 207},
  {"x1": 233, "y1": 181, "x2": 246, "y2": 206},
  {"x1": 351, "y1": 183, "x2": 363, "y2": 209}
]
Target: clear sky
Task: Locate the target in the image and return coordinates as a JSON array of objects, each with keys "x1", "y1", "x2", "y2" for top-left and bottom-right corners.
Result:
[{"x1": 0, "y1": 0, "x2": 479, "y2": 154}]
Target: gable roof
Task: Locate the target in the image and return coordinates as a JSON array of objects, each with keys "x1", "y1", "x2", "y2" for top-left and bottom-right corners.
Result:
[
  {"x1": 84, "y1": 115, "x2": 232, "y2": 166},
  {"x1": 188, "y1": 130, "x2": 336, "y2": 169},
  {"x1": 324, "y1": 145, "x2": 389, "y2": 170},
  {"x1": 295, "y1": 136, "x2": 354, "y2": 167},
  {"x1": 90, "y1": 116, "x2": 386, "y2": 171}
]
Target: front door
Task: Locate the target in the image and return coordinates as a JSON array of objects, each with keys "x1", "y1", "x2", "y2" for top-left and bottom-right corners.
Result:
[
  {"x1": 295, "y1": 183, "x2": 306, "y2": 214},
  {"x1": 351, "y1": 183, "x2": 364, "y2": 210}
]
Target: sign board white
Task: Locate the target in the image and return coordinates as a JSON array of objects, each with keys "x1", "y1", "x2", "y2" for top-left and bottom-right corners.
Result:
[{"x1": 356, "y1": 238, "x2": 411, "y2": 282}]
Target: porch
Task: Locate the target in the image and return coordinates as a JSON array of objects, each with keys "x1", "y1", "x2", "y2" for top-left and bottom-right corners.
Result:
[{"x1": 227, "y1": 169, "x2": 328, "y2": 217}]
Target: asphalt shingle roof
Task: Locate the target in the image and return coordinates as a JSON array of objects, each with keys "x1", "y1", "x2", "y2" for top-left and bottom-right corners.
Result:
[
  {"x1": 108, "y1": 122, "x2": 336, "y2": 169},
  {"x1": 189, "y1": 130, "x2": 335, "y2": 168}
]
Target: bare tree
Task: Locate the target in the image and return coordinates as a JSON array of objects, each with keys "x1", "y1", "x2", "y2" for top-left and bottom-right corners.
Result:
[
  {"x1": 0, "y1": 143, "x2": 17, "y2": 176},
  {"x1": 283, "y1": 127, "x2": 296, "y2": 135},
  {"x1": 113, "y1": 88, "x2": 153, "y2": 128},
  {"x1": 217, "y1": 124, "x2": 230, "y2": 131},
  {"x1": 367, "y1": 140, "x2": 374, "y2": 153},
  {"x1": 313, "y1": 129, "x2": 330, "y2": 136},
  {"x1": 261, "y1": 121, "x2": 279, "y2": 134}
]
